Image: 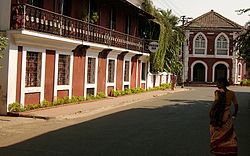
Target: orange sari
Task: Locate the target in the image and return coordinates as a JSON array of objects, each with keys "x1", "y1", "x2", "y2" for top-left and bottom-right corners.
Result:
[{"x1": 210, "y1": 90, "x2": 238, "y2": 155}]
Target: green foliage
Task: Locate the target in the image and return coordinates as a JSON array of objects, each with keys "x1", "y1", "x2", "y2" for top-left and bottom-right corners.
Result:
[
  {"x1": 96, "y1": 92, "x2": 106, "y2": 99},
  {"x1": 8, "y1": 102, "x2": 24, "y2": 112},
  {"x1": 112, "y1": 90, "x2": 122, "y2": 97},
  {"x1": 240, "y1": 79, "x2": 250, "y2": 85},
  {"x1": 235, "y1": 24, "x2": 250, "y2": 64},
  {"x1": 24, "y1": 104, "x2": 41, "y2": 111},
  {"x1": 42, "y1": 99, "x2": 51, "y2": 107},
  {"x1": 143, "y1": 0, "x2": 184, "y2": 73},
  {"x1": 86, "y1": 94, "x2": 95, "y2": 101},
  {"x1": 0, "y1": 35, "x2": 8, "y2": 68}
]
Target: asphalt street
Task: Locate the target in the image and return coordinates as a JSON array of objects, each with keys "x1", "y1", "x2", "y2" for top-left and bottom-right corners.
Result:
[{"x1": 0, "y1": 87, "x2": 249, "y2": 156}]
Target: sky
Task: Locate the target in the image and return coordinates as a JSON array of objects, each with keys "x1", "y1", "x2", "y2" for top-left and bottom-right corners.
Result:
[{"x1": 151, "y1": 0, "x2": 250, "y2": 26}]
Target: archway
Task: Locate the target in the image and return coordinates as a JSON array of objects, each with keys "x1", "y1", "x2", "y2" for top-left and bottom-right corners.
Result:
[
  {"x1": 214, "y1": 64, "x2": 228, "y2": 81},
  {"x1": 193, "y1": 63, "x2": 206, "y2": 82}
]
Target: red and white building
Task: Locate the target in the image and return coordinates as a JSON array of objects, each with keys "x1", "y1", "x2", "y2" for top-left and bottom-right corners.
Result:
[
  {"x1": 183, "y1": 10, "x2": 246, "y2": 84},
  {"x1": 0, "y1": 0, "x2": 156, "y2": 114}
]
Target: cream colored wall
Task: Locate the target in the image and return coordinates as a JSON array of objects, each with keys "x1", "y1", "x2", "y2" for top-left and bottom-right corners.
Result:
[
  {"x1": 0, "y1": 0, "x2": 11, "y2": 30},
  {"x1": 127, "y1": 0, "x2": 144, "y2": 8}
]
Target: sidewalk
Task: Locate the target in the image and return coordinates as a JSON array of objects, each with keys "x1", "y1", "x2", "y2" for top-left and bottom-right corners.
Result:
[{"x1": 10, "y1": 88, "x2": 188, "y2": 120}]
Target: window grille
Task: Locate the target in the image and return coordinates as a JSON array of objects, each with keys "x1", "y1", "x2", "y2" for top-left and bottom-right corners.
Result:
[
  {"x1": 141, "y1": 62, "x2": 146, "y2": 81},
  {"x1": 124, "y1": 61, "x2": 130, "y2": 82},
  {"x1": 87, "y1": 57, "x2": 96, "y2": 84},
  {"x1": 25, "y1": 51, "x2": 42, "y2": 87},
  {"x1": 194, "y1": 34, "x2": 206, "y2": 54},
  {"x1": 108, "y1": 60, "x2": 115, "y2": 83},
  {"x1": 58, "y1": 55, "x2": 70, "y2": 85},
  {"x1": 216, "y1": 35, "x2": 228, "y2": 55}
]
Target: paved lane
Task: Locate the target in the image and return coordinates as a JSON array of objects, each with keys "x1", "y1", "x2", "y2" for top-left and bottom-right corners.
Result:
[{"x1": 0, "y1": 87, "x2": 249, "y2": 156}]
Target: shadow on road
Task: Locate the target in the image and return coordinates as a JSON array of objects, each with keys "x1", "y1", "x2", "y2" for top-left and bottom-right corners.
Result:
[{"x1": 0, "y1": 91, "x2": 249, "y2": 156}]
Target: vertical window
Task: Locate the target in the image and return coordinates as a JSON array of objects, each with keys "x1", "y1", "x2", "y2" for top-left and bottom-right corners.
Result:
[
  {"x1": 124, "y1": 61, "x2": 130, "y2": 82},
  {"x1": 110, "y1": 7, "x2": 116, "y2": 30},
  {"x1": 25, "y1": 52, "x2": 42, "y2": 87},
  {"x1": 27, "y1": 0, "x2": 43, "y2": 7},
  {"x1": 216, "y1": 35, "x2": 228, "y2": 55},
  {"x1": 87, "y1": 57, "x2": 96, "y2": 84},
  {"x1": 125, "y1": 15, "x2": 131, "y2": 34},
  {"x1": 58, "y1": 55, "x2": 70, "y2": 85},
  {"x1": 141, "y1": 62, "x2": 146, "y2": 81},
  {"x1": 194, "y1": 34, "x2": 206, "y2": 54},
  {"x1": 62, "y1": 0, "x2": 71, "y2": 16},
  {"x1": 108, "y1": 60, "x2": 115, "y2": 83}
]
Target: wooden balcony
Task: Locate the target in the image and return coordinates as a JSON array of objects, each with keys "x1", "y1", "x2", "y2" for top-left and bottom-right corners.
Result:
[{"x1": 11, "y1": 4, "x2": 150, "y2": 53}]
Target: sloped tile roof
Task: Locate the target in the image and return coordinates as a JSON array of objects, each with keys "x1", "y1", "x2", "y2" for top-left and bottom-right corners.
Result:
[{"x1": 186, "y1": 10, "x2": 243, "y2": 30}]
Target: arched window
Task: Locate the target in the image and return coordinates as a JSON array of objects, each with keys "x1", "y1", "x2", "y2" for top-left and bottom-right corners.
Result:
[
  {"x1": 194, "y1": 34, "x2": 206, "y2": 54},
  {"x1": 216, "y1": 34, "x2": 229, "y2": 55}
]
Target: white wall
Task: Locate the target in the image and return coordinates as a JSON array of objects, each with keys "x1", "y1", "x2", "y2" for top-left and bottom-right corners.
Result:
[{"x1": 0, "y1": 0, "x2": 11, "y2": 30}]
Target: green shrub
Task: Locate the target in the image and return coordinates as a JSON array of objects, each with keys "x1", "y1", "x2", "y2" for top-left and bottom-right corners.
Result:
[
  {"x1": 25, "y1": 103, "x2": 41, "y2": 111},
  {"x1": 62, "y1": 96, "x2": 71, "y2": 104},
  {"x1": 8, "y1": 102, "x2": 24, "y2": 112},
  {"x1": 42, "y1": 99, "x2": 51, "y2": 107},
  {"x1": 241, "y1": 79, "x2": 250, "y2": 85},
  {"x1": 112, "y1": 90, "x2": 122, "y2": 97},
  {"x1": 86, "y1": 94, "x2": 95, "y2": 100},
  {"x1": 96, "y1": 92, "x2": 106, "y2": 99},
  {"x1": 124, "y1": 88, "x2": 132, "y2": 95}
]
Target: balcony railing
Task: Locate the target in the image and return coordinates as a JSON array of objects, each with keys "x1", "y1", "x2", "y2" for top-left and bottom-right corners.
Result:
[{"x1": 11, "y1": 4, "x2": 150, "y2": 53}]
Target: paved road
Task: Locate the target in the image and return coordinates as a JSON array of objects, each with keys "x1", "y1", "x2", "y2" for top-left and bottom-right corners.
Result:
[{"x1": 0, "y1": 87, "x2": 249, "y2": 156}]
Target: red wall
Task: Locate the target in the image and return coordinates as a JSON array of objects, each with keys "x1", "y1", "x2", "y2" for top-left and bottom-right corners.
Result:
[
  {"x1": 25, "y1": 93, "x2": 40, "y2": 105},
  {"x1": 16, "y1": 46, "x2": 22, "y2": 103},
  {"x1": 137, "y1": 60, "x2": 141, "y2": 88},
  {"x1": 72, "y1": 47, "x2": 87, "y2": 96},
  {"x1": 57, "y1": 90, "x2": 69, "y2": 99},
  {"x1": 130, "y1": 57, "x2": 137, "y2": 88},
  {"x1": 44, "y1": 50, "x2": 55, "y2": 102},
  {"x1": 97, "y1": 50, "x2": 110, "y2": 93},
  {"x1": 189, "y1": 31, "x2": 234, "y2": 56},
  {"x1": 188, "y1": 57, "x2": 233, "y2": 82},
  {"x1": 116, "y1": 52, "x2": 127, "y2": 90}
]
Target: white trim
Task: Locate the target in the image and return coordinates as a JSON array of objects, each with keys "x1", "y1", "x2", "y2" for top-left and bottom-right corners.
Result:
[
  {"x1": 212, "y1": 61, "x2": 230, "y2": 82},
  {"x1": 188, "y1": 54, "x2": 233, "y2": 59},
  {"x1": 193, "y1": 32, "x2": 207, "y2": 56},
  {"x1": 123, "y1": 57, "x2": 131, "y2": 90},
  {"x1": 84, "y1": 51, "x2": 99, "y2": 97},
  {"x1": 215, "y1": 33, "x2": 230, "y2": 56},
  {"x1": 21, "y1": 47, "x2": 46, "y2": 105},
  {"x1": 53, "y1": 51, "x2": 73, "y2": 99},
  {"x1": 12, "y1": 30, "x2": 149, "y2": 56},
  {"x1": 140, "y1": 61, "x2": 146, "y2": 87},
  {"x1": 106, "y1": 56, "x2": 117, "y2": 96},
  {"x1": 190, "y1": 60, "x2": 208, "y2": 82},
  {"x1": 237, "y1": 63, "x2": 242, "y2": 82},
  {"x1": 135, "y1": 59, "x2": 139, "y2": 88},
  {"x1": 6, "y1": 43, "x2": 18, "y2": 107}
]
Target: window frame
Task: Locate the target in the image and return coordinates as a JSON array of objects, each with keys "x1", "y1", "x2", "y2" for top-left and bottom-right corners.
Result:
[
  {"x1": 123, "y1": 58, "x2": 131, "y2": 90},
  {"x1": 215, "y1": 33, "x2": 229, "y2": 56},
  {"x1": 106, "y1": 58, "x2": 116, "y2": 85},
  {"x1": 141, "y1": 62, "x2": 146, "y2": 82},
  {"x1": 193, "y1": 32, "x2": 207, "y2": 55},
  {"x1": 54, "y1": 51, "x2": 73, "y2": 99},
  {"x1": 21, "y1": 47, "x2": 46, "y2": 106},
  {"x1": 84, "y1": 52, "x2": 99, "y2": 97},
  {"x1": 25, "y1": 51, "x2": 42, "y2": 87}
]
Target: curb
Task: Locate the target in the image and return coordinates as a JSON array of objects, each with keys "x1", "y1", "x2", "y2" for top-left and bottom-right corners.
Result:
[
  {"x1": 7, "y1": 112, "x2": 54, "y2": 120},
  {"x1": 7, "y1": 88, "x2": 189, "y2": 120}
]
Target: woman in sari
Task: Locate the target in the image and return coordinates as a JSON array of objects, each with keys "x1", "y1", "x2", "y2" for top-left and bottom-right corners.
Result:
[{"x1": 209, "y1": 78, "x2": 239, "y2": 156}]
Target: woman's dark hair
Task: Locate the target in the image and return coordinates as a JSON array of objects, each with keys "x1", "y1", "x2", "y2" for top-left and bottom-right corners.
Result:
[{"x1": 217, "y1": 77, "x2": 230, "y2": 87}]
